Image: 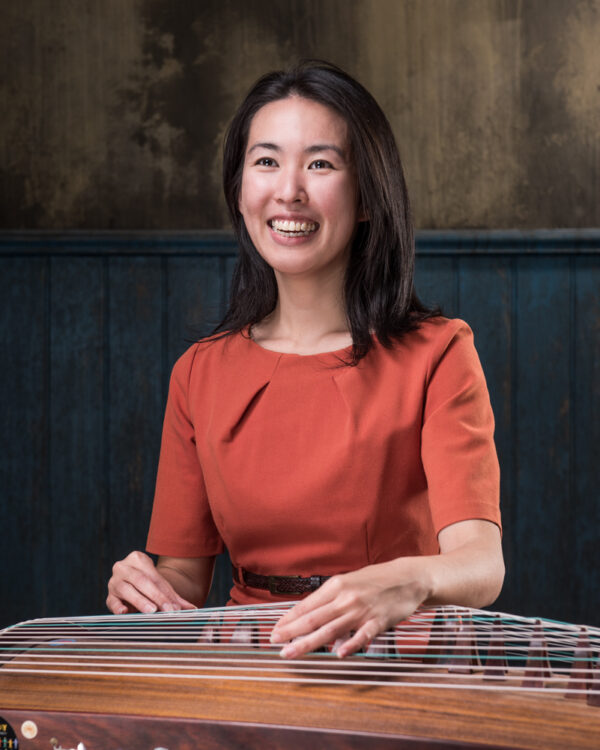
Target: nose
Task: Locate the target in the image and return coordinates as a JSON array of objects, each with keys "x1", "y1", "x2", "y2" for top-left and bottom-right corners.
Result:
[{"x1": 275, "y1": 166, "x2": 307, "y2": 204}]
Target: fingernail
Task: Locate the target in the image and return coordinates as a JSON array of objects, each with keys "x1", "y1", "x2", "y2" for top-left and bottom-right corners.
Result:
[
  {"x1": 143, "y1": 603, "x2": 157, "y2": 614},
  {"x1": 280, "y1": 644, "x2": 297, "y2": 659},
  {"x1": 270, "y1": 630, "x2": 282, "y2": 643}
]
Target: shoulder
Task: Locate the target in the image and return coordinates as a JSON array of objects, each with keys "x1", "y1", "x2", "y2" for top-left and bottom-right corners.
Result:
[
  {"x1": 340, "y1": 319, "x2": 480, "y2": 397},
  {"x1": 352, "y1": 319, "x2": 484, "y2": 398},
  {"x1": 404, "y1": 318, "x2": 483, "y2": 387},
  {"x1": 404, "y1": 316, "x2": 473, "y2": 349},
  {"x1": 170, "y1": 332, "x2": 248, "y2": 385},
  {"x1": 372, "y1": 317, "x2": 476, "y2": 370},
  {"x1": 404, "y1": 318, "x2": 488, "y2": 402}
]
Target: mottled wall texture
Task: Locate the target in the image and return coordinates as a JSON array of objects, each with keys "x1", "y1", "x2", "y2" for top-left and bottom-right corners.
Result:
[{"x1": 1, "y1": 0, "x2": 599, "y2": 230}]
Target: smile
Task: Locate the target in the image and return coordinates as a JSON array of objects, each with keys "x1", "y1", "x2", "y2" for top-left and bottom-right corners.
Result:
[{"x1": 269, "y1": 219, "x2": 318, "y2": 237}]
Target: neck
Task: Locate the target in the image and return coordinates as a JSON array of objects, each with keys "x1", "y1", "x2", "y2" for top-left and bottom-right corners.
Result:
[{"x1": 252, "y1": 268, "x2": 351, "y2": 355}]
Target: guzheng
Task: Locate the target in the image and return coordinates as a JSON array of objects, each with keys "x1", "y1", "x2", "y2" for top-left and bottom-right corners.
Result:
[{"x1": 1, "y1": 603, "x2": 599, "y2": 750}]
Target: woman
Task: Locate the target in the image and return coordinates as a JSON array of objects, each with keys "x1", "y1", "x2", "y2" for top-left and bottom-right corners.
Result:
[{"x1": 107, "y1": 60, "x2": 504, "y2": 659}]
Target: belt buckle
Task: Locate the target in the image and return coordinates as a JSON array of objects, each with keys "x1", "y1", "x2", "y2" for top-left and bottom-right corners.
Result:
[{"x1": 268, "y1": 575, "x2": 286, "y2": 595}]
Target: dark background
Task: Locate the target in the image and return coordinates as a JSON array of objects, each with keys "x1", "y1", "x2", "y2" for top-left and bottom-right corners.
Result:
[{"x1": 1, "y1": 1, "x2": 598, "y2": 629}]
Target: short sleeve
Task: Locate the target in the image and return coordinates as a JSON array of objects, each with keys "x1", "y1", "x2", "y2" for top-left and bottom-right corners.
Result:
[
  {"x1": 421, "y1": 322, "x2": 501, "y2": 535},
  {"x1": 146, "y1": 346, "x2": 224, "y2": 558}
]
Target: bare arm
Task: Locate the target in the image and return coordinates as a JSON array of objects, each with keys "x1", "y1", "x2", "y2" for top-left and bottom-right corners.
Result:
[
  {"x1": 270, "y1": 519, "x2": 504, "y2": 658},
  {"x1": 422, "y1": 518, "x2": 504, "y2": 607},
  {"x1": 106, "y1": 551, "x2": 215, "y2": 614},
  {"x1": 156, "y1": 555, "x2": 215, "y2": 607}
]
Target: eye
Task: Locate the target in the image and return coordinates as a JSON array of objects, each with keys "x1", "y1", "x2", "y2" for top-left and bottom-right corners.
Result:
[
  {"x1": 254, "y1": 157, "x2": 278, "y2": 167},
  {"x1": 309, "y1": 159, "x2": 334, "y2": 170}
]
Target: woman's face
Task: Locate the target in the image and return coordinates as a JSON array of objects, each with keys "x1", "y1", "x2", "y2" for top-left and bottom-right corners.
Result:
[{"x1": 238, "y1": 96, "x2": 361, "y2": 283}]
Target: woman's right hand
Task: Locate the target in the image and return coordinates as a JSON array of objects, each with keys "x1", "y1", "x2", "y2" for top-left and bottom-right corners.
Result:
[{"x1": 106, "y1": 550, "x2": 196, "y2": 614}]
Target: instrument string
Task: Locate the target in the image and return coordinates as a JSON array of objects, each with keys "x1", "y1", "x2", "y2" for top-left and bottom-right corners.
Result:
[
  {"x1": 1, "y1": 664, "x2": 597, "y2": 694},
  {"x1": 1, "y1": 655, "x2": 595, "y2": 682},
  {"x1": 2, "y1": 605, "x2": 598, "y2": 697},
  {"x1": 0, "y1": 638, "x2": 594, "y2": 659}
]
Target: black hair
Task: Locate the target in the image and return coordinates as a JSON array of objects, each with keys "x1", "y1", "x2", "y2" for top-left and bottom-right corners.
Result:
[{"x1": 215, "y1": 59, "x2": 438, "y2": 363}]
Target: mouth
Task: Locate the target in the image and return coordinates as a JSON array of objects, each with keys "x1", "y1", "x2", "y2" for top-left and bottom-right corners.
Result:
[{"x1": 268, "y1": 218, "x2": 319, "y2": 237}]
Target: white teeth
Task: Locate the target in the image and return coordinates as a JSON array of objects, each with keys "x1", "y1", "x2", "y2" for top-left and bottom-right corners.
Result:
[{"x1": 271, "y1": 219, "x2": 317, "y2": 236}]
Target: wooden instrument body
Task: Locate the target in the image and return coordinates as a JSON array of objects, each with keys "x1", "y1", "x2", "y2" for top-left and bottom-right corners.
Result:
[
  {"x1": 1, "y1": 670, "x2": 598, "y2": 750},
  {"x1": 1, "y1": 605, "x2": 599, "y2": 750}
]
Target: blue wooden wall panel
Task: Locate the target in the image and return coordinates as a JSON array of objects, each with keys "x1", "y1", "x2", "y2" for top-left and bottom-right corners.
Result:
[
  {"x1": 166, "y1": 255, "x2": 233, "y2": 606},
  {"x1": 1, "y1": 258, "x2": 49, "y2": 622},
  {"x1": 49, "y1": 257, "x2": 106, "y2": 618},
  {"x1": 415, "y1": 256, "x2": 458, "y2": 317},
  {"x1": 166, "y1": 256, "x2": 223, "y2": 363},
  {"x1": 1, "y1": 231, "x2": 598, "y2": 628},
  {"x1": 514, "y1": 257, "x2": 573, "y2": 620},
  {"x1": 455, "y1": 257, "x2": 516, "y2": 615},
  {"x1": 573, "y1": 256, "x2": 600, "y2": 626},
  {"x1": 107, "y1": 258, "x2": 164, "y2": 572}
]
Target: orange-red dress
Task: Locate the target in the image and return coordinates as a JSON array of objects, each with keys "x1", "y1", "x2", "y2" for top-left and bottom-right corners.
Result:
[{"x1": 146, "y1": 318, "x2": 501, "y2": 605}]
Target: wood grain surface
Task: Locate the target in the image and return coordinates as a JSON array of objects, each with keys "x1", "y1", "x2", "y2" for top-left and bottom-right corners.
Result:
[{"x1": 1, "y1": 662, "x2": 599, "y2": 749}]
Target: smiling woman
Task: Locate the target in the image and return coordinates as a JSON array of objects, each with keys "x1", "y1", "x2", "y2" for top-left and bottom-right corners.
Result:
[
  {"x1": 107, "y1": 60, "x2": 504, "y2": 660},
  {"x1": 238, "y1": 97, "x2": 361, "y2": 350},
  {"x1": 239, "y1": 97, "x2": 359, "y2": 283}
]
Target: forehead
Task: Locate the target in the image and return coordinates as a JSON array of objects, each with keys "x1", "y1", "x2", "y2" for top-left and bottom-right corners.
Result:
[{"x1": 246, "y1": 96, "x2": 349, "y2": 150}]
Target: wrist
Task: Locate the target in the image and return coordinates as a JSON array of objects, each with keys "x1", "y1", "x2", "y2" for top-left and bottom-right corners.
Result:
[{"x1": 386, "y1": 556, "x2": 436, "y2": 606}]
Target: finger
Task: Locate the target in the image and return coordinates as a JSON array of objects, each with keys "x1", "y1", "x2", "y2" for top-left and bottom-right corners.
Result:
[
  {"x1": 334, "y1": 619, "x2": 383, "y2": 659},
  {"x1": 271, "y1": 583, "x2": 349, "y2": 643},
  {"x1": 272, "y1": 586, "x2": 336, "y2": 633},
  {"x1": 108, "y1": 578, "x2": 165, "y2": 614},
  {"x1": 173, "y1": 596, "x2": 197, "y2": 611},
  {"x1": 279, "y1": 611, "x2": 358, "y2": 659},
  {"x1": 110, "y1": 562, "x2": 187, "y2": 613},
  {"x1": 331, "y1": 632, "x2": 352, "y2": 655},
  {"x1": 107, "y1": 585, "x2": 194, "y2": 615},
  {"x1": 272, "y1": 600, "x2": 342, "y2": 644},
  {"x1": 123, "y1": 566, "x2": 188, "y2": 612},
  {"x1": 106, "y1": 593, "x2": 132, "y2": 615}
]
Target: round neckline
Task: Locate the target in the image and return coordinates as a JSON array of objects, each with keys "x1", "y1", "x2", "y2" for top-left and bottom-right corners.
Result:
[{"x1": 243, "y1": 329, "x2": 354, "y2": 361}]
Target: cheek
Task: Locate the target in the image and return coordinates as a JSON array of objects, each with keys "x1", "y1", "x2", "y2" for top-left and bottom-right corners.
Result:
[
  {"x1": 238, "y1": 174, "x2": 264, "y2": 220},
  {"x1": 322, "y1": 174, "x2": 358, "y2": 211},
  {"x1": 327, "y1": 184, "x2": 360, "y2": 228}
]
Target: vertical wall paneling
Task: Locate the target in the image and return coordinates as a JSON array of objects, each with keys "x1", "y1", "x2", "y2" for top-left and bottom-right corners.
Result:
[
  {"x1": 415, "y1": 256, "x2": 458, "y2": 318},
  {"x1": 573, "y1": 255, "x2": 600, "y2": 626},
  {"x1": 166, "y1": 253, "x2": 234, "y2": 605},
  {"x1": 49, "y1": 256, "x2": 105, "y2": 618},
  {"x1": 514, "y1": 256, "x2": 572, "y2": 620},
  {"x1": 107, "y1": 257, "x2": 164, "y2": 574},
  {"x1": 166, "y1": 256, "x2": 223, "y2": 366},
  {"x1": 0, "y1": 257, "x2": 49, "y2": 623},
  {"x1": 1, "y1": 231, "x2": 598, "y2": 629},
  {"x1": 455, "y1": 256, "x2": 515, "y2": 614}
]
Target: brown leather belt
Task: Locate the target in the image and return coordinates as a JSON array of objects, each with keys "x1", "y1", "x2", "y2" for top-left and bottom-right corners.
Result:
[{"x1": 232, "y1": 566, "x2": 331, "y2": 595}]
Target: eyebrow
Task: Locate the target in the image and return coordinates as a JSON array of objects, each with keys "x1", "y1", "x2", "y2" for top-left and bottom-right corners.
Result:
[{"x1": 247, "y1": 142, "x2": 347, "y2": 160}]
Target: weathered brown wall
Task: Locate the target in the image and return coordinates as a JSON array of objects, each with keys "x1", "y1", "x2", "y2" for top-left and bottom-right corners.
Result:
[{"x1": 1, "y1": 0, "x2": 599, "y2": 229}]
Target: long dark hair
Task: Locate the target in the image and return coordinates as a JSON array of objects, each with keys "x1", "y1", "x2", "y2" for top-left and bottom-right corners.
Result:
[{"x1": 215, "y1": 59, "x2": 437, "y2": 363}]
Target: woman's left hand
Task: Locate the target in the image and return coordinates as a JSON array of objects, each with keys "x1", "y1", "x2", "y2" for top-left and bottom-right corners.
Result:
[{"x1": 270, "y1": 560, "x2": 430, "y2": 659}]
